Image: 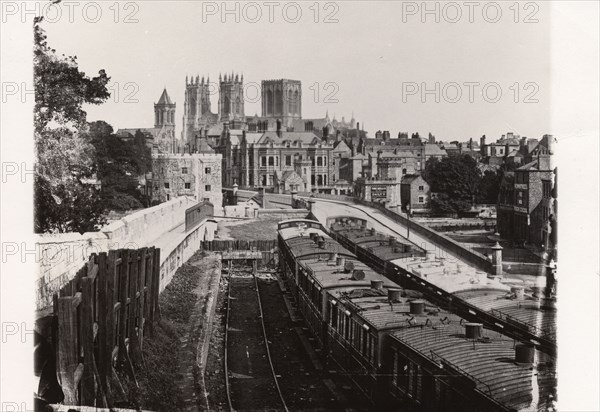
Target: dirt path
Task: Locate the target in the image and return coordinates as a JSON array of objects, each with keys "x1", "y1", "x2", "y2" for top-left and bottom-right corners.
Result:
[{"x1": 175, "y1": 253, "x2": 222, "y2": 411}]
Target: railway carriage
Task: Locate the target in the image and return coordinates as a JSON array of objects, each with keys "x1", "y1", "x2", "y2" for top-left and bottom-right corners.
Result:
[
  {"x1": 329, "y1": 218, "x2": 557, "y2": 357},
  {"x1": 277, "y1": 219, "x2": 557, "y2": 411}
]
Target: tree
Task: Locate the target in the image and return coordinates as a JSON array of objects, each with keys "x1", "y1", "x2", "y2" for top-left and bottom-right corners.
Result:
[
  {"x1": 422, "y1": 154, "x2": 481, "y2": 214},
  {"x1": 477, "y1": 170, "x2": 502, "y2": 204},
  {"x1": 34, "y1": 17, "x2": 111, "y2": 233},
  {"x1": 83, "y1": 122, "x2": 153, "y2": 211}
]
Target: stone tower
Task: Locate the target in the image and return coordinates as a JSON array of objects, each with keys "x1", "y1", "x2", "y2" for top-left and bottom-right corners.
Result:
[
  {"x1": 154, "y1": 89, "x2": 177, "y2": 153},
  {"x1": 182, "y1": 75, "x2": 213, "y2": 145},
  {"x1": 218, "y1": 72, "x2": 245, "y2": 121},
  {"x1": 154, "y1": 88, "x2": 176, "y2": 128},
  {"x1": 261, "y1": 79, "x2": 302, "y2": 128}
]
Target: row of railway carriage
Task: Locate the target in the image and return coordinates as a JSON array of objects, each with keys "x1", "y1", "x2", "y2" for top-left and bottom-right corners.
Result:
[{"x1": 277, "y1": 219, "x2": 556, "y2": 412}]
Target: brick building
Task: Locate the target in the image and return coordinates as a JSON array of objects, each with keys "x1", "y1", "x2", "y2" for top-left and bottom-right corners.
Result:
[
  {"x1": 400, "y1": 175, "x2": 431, "y2": 212},
  {"x1": 497, "y1": 135, "x2": 556, "y2": 249}
]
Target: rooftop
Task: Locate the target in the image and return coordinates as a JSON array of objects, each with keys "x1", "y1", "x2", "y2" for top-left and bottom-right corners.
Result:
[{"x1": 391, "y1": 323, "x2": 556, "y2": 411}]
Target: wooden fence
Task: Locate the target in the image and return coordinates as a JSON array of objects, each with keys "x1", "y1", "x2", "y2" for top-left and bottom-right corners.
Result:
[
  {"x1": 200, "y1": 240, "x2": 278, "y2": 266},
  {"x1": 53, "y1": 247, "x2": 161, "y2": 407}
]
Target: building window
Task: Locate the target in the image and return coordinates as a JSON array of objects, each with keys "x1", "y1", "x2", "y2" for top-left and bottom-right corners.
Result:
[
  {"x1": 285, "y1": 155, "x2": 292, "y2": 166},
  {"x1": 185, "y1": 183, "x2": 191, "y2": 189},
  {"x1": 164, "y1": 182, "x2": 170, "y2": 189},
  {"x1": 317, "y1": 157, "x2": 323, "y2": 166},
  {"x1": 268, "y1": 156, "x2": 274, "y2": 166},
  {"x1": 262, "y1": 175, "x2": 267, "y2": 186},
  {"x1": 402, "y1": 168, "x2": 407, "y2": 175},
  {"x1": 205, "y1": 185, "x2": 211, "y2": 191},
  {"x1": 181, "y1": 167, "x2": 188, "y2": 174},
  {"x1": 205, "y1": 167, "x2": 211, "y2": 174},
  {"x1": 543, "y1": 180, "x2": 551, "y2": 198},
  {"x1": 418, "y1": 196, "x2": 425, "y2": 203},
  {"x1": 418, "y1": 185, "x2": 424, "y2": 191},
  {"x1": 261, "y1": 156, "x2": 267, "y2": 166}
]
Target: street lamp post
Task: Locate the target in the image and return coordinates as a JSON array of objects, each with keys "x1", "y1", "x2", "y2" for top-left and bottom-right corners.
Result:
[{"x1": 406, "y1": 205, "x2": 411, "y2": 238}]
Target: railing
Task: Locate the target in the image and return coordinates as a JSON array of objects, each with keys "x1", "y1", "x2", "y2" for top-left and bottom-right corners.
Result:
[
  {"x1": 429, "y1": 350, "x2": 492, "y2": 396},
  {"x1": 490, "y1": 308, "x2": 556, "y2": 341},
  {"x1": 53, "y1": 247, "x2": 161, "y2": 407}
]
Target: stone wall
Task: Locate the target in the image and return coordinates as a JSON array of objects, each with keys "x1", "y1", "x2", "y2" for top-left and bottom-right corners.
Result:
[
  {"x1": 158, "y1": 218, "x2": 217, "y2": 291},
  {"x1": 35, "y1": 197, "x2": 213, "y2": 310}
]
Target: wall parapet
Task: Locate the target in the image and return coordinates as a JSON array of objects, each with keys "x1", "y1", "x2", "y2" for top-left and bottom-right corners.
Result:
[{"x1": 36, "y1": 196, "x2": 203, "y2": 311}]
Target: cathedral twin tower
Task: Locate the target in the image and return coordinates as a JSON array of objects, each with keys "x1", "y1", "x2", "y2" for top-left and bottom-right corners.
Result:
[{"x1": 181, "y1": 73, "x2": 302, "y2": 145}]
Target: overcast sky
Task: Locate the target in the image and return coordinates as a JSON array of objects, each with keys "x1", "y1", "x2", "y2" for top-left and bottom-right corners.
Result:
[{"x1": 36, "y1": 1, "x2": 593, "y2": 140}]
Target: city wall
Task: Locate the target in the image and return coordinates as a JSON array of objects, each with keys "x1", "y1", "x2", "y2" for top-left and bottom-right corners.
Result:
[
  {"x1": 35, "y1": 197, "x2": 214, "y2": 311},
  {"x1": 299, "y1": 195, "x2": 494, "y2": 274}
]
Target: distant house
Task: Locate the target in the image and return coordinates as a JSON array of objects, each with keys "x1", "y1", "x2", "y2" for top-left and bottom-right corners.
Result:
[
  {"x1": 400, "y1": 175, "x2": 430, "y2": 212},
  {"x1": 273, "y1": 170, "x2": 305, "y2": 194},
  {"x1": 497, "y1": 136, "x2": 556, "y2": 249}
]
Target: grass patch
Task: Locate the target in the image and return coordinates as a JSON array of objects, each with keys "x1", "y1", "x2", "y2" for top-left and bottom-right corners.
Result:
[
  {"x1": 225, "y1": 217, "x2": 282, "y2": 240},
  {"x1": 119, "y1": 251, "x2": 207, "y2": 411}
]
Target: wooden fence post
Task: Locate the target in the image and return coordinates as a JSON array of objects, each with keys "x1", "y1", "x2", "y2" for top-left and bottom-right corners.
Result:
[
  {"x1": 127, "y1": 249, "x2": 144, "y2": 369},
  {"x1": 81, "y1": 276, "x2": 99, "y2": 405},
  {"x1": 57, "y1": 295, "x2": 83, "y2": 405},
  {"x1": 145, "y1": 247, "x2": 155, "y2": 337},
  {"x1": 153, "y1": 248, "x2": 161, "y2": 321}
]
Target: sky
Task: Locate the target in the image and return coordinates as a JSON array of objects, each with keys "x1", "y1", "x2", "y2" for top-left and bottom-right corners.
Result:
[
  {"x1": 33, "y1": 0, "x2": 573, "y2": 141},
  {"x1": 0, "y1": 2, "x2": 599, "y2": 409}
]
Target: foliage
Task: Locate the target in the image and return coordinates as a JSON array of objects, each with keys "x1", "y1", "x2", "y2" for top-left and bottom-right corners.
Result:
[
  {"x1": 477, "y1": 170, "x2": 502, "y2": 204},
  {"x1": 422, "y1": 154, "x2": 481, "y2": 214},
  {"x1": 83, "y1": 121, "x2": 152, "y2": 211},
  {"x1": 34, "y1": 17, "x2": 111, "y2": 233}
]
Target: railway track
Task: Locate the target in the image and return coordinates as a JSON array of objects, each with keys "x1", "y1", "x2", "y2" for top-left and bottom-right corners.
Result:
[{"x1": 224, "y1": 264, "x2": 289, "y2": 412}]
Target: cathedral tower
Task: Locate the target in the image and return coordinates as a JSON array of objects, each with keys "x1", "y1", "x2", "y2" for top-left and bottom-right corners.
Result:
[
  {"x1": 218, "y1": 72, "x2": 245, "y2": 121},
  {"x1": 154, "y1": 88, "x2": 176, "y2": 128},
  {"x1": 153, "y1": 89, "x2": 177, "y2": 153},
  {"x1": 261, "y1": 79, "x2": 301, "y2": 128},
  {"x1": 182, "y1": 75, "x2": 214, "y2": 145}
]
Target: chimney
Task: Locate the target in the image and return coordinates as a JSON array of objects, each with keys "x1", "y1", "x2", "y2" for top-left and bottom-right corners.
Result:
[
  {"x1": 322, "y1": 126, "x2": 329, "y2": 140},
  {"x1": 343, "y1": 260, "x2": 355, "y2": 273},
  {"x1": 328, "y1": 252, "x2": 337, "y2": 263},
  {"x1": 511, "y1": 286, "x2": 525, "y2": 300},
  {"x1": 464, "y1": 323, "x2": 483, "y2": 339},
  {"x1": 409, "y1": 300, "x2": 425, "y2": 315},
  {"x1": 515, "y1": 344, "x2": 535, "y2": 364},
  {"x1": 371, "y1": 280, "x2": 384, "y2": 290},
  {"x1": 336, "y1": 256, "x2": 346, "y2": 267},
  {"x1": 383, "y1": 131, "x2": 390, "y2": 141},
  {"x1": 375, "y1": 130, "x2": 383, "y2": 140},
  {"x1": 387, "y1": 288, "x2": 402, "y2": 302},
  {"x1": 469, "y1": 137, "x2": 473, "y2": 150},
  {"x1": 351, "y1": 269, "x2": 365, "y2": 281}
]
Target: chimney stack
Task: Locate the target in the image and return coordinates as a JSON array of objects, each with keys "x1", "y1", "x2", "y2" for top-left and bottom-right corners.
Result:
[
  {"x1": 371, "y1": 280, "x2": 384, "y2": 290},
  {"x1": 409, "y1": 300, "x2": 425, "y2": 315},
  {"x1": 515, "y1": 344, "x2": 535, "y2": 364},
  {"x1": 464, "y1": 323, "x2": 483, "y2": 339}
]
